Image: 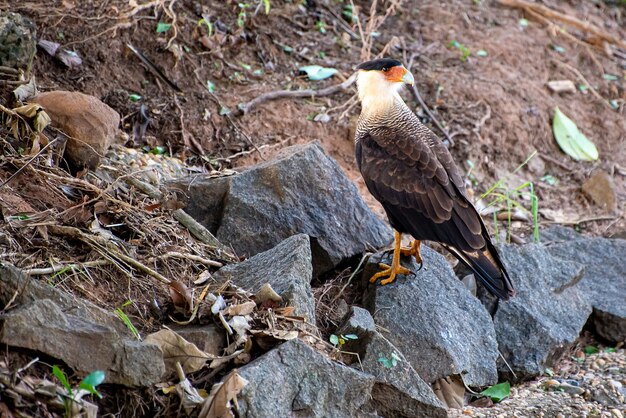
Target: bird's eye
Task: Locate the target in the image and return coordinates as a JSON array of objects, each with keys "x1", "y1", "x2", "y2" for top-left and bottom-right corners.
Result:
[{"x1": 382, "y1": 67, "x2": 389, "y2": 72}]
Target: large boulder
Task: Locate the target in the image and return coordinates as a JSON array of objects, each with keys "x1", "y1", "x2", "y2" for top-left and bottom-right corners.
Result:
[
  {"x1": 171, "y1": 142, "x2": 392, "y2": 276},
  {"x1": 237, "y1": 339, "x2": 374, "y2": 418},
  {"x1": 493, "y1": 244, "x2": 592, "y2": 381},
  {"x1": 543, "y1": 226, "x2": 626, "y2": 343},
  {"x1": 338, "y1": 307, "x2": 447, "y2": 418},
  {"x1": 363, "y1": 245, "x2": 499, "y2": 387},
  {"x1": 216, "y1": 234, "x2": 315, "y2": 324},
  {"x1": 0, "y1": 264, "x2": 164, "y2": 387},
  {"x1": 31, "y1": 91, "x2": 120, "y2": 171}
]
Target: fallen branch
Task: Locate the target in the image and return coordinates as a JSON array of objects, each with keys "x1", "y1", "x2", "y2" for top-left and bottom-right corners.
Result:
[
  {"x1": 147, "y1": 252, "x2": 223, "y2": 268},
  {"x1": 49, "y1": 225, "x2": 172, "y2": 284},
  {"x1": 125, "y1": 176, "x2": 236, "y2": 260},
  {"x1": 236, "y1": 74, "x2": 357, "y2": 116},
  {"x1": 24, "y1": 259, "x2": 110, "y2": 276},
  {"x1": 498, "y1": 0, "x2": 626, "y2": 50}
]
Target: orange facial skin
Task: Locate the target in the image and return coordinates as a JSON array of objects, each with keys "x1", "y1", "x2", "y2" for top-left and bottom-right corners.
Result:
[{"x1": 383, "y1": 65, "x2": 408, "y2": 83}]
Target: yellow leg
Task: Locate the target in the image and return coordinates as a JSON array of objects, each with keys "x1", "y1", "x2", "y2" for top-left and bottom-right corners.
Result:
[
  {"x1": 400, "y1": 240, "x2": 422, "y2": 264},
  {"x1": 369, "y1": 231, "x2": 412, "y2": 285}
]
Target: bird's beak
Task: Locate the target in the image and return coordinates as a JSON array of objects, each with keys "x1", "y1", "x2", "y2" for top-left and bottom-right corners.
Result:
[{"x1": 401, "y1": 69, "x2": 415, "y2": 86}]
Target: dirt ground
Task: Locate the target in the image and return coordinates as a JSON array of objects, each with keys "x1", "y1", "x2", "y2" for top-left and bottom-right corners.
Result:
[{"x1": 1, "y1": 0, "x2": 625, "y2": 416}]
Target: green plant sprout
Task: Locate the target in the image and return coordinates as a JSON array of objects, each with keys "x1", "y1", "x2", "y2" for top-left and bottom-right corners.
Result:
[
  {"x1": 480, "y1": 151, "x2": 540, "y2": 244},
  {"x1": 329, "y1": 333, "x2": 358, "y2": 348},
  {"x1": 115, "y1": 300, "x2": 141, "y2": 340},
  {"x1": 449, "y1": 40, "x2": 471, "y2": 61},
  {"x1": 378, "y1": 351, "x2": 401, "y2": 368},
  {"x1": 52, "y1": 366, "x2": 105, "y2": 417}
]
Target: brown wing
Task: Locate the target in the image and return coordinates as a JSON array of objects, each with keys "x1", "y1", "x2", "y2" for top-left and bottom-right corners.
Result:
[{"x1": 356, "y1": 125, "x2": 485, "y2": 252}]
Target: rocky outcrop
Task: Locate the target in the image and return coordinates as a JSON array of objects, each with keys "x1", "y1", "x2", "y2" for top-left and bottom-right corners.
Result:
[
  {"x1": 338, "y1": 307, "x2": 447, "y2": 418},
  {"x1": 363, "y1": 245, "x2": 499, "y2": 387},
  {"x1": 237, "y1": 339, "x2": 374, "y2": 418},
  {"x1": 172, "y1": 142, "x2": 392, "y2": 276},
  {"x1": 492, "y1": 244, "x2": 592, "y2": 381},
  {"x1": 217, "y1": 234, "x2": 316, "y2": 324},
  {"x1": 543, "y1": 226, "x2": 626, "y2": 343},
  {"x1": 0, "y1": 264, "x2": 164, "y2": 387}
]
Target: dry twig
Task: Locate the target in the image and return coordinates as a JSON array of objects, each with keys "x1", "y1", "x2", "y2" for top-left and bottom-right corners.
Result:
[{"x1": 236, "y1": 74, "x2": 357, "y2": 116}]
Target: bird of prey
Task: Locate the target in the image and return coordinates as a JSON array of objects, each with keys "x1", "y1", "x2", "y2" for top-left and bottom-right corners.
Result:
[{"x1": 354, "y1": 58, "x2": 515, "y2": 300}]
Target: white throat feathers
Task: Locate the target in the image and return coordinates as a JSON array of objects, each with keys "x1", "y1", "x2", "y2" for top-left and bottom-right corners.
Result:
[{"x1": 356, "y1": 70, "x2": 405, "y2": 117}]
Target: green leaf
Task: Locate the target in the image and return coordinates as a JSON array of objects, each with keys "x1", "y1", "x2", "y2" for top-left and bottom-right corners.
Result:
[
  {"x1": 329, "y1": 334, "x2": 339, "y2": 346},
  {"x1": 52, "y1": 365, "x2": 72, "y2": 393},
  {"x1": 263, "y1": 0, "x2": 271, "y2": 14},
  {"x1": 584, "y1": 345, "x2": 599, "y2": 355},
  {"x1": 602, "y1": 73, "x2": 618, "y2": 81},
  {"x1": 156, "y1": 22, "x2": 172, "y2": 33},
  {"x1": 128, "y1": 93, "x2": 142, "y2": 102},
  {"x1": 79, "y1": 370, "x2": 105, "y2": 398},
  {"x1": 476, "y1": 49, "x2": 488, "y2": 57},
  {"x1": 480, "y1": 381, "x2": 510, "y2": 402},
  {"x1": 219, "y1": 106, "x2": 231, "y2": 116},
  {"x1": 552, "y1": 107, "x2": 598, "y2": 161},
  {"x1": 299, "y1": 65, "x2": 338, "y2": 81},
  {"x1": 518, "y1": 18, "x2": 529, "y2": 27},
  {"x1": 343, "y1": 334, "x2": 358, "y2": 340},
  {"x1": 81, "y1": 370, "x2": 105, "y2": 387},
  {"x1": 206, "y1": 80, "x2": 216, "y2": 93},
  {"x1": 603, "y1": 347, "x2": 617, "y2": 353}
]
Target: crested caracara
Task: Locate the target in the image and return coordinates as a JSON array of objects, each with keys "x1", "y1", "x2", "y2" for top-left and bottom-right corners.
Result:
[{"x1": 354, "y1": 58, "x2": 515, "y2": 300}]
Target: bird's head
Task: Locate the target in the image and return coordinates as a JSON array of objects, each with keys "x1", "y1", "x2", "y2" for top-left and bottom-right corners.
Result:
[{"x1": 355, "y1": 58, "x2": 414, "y2": 113}]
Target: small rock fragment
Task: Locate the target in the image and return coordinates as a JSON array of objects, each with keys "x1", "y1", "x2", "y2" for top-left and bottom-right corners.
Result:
[
  {"x1": 546, "y1": 80, "x2": 577, "y2": 94},
  {"x1": 31, "y1": 91, "x2": 120, "y2": 171},
  {"x1": 0, "y1": 12, "x2": 36, "y2": 70},
  {"x1": 581, "y1": 170, "x2": 618, "y2": 213}
]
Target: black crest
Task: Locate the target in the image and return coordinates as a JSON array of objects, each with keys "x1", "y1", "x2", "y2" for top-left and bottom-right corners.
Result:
[{"x1": 356, "y1": 58, "x2": 402, "y2": 72}]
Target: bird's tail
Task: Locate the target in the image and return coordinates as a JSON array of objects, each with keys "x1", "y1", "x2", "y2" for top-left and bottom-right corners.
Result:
[{"x1": 443, "y1": 241, "x2": 515, "y2": 300}]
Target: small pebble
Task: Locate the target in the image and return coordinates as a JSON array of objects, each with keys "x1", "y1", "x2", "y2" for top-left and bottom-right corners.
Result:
[
  {"x1": 610, "y1": 409, "x2": 623, "y2": 418},
  {"x1": 560, "y1": 382, "x2": 585, "y2": 395}
]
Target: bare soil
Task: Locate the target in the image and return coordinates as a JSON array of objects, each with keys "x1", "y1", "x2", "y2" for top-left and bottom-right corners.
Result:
[{"x1": 1, "y1": 0, "x2": 625, "y2": 416}]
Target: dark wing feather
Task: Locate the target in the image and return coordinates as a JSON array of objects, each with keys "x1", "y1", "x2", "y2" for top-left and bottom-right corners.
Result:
[
  {"x1": 357, "y1": 127, "x2": 483, "y2": 251},
  {"x1": 356, "y1": 124, "x2": 515, "y2": 300}
]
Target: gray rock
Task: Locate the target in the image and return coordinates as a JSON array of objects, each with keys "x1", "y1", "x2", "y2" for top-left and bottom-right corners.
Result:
[
  {"x1": 237, "y1": 339, "x2": 374, "y2": 418},
  {"x1": 217, "y1": 234, "x2": 316, "y2": 324},
  {"x1": 0, "y1": 264, "x2": 165, "y2": 387},
  {"x1": 493, "y1": 245, "x2": 592, "y2": 381},
  {"x1": 337, "y1": 306, "x2": 447, "y2": 417},
  {"x1": 0, "y1": 12, "x2": 36, "y2": 70},
  {"x1": 363, "y1": 245, "x2": 499, "y2": 387},
  {"x1": 337, "y1": 306, "x2": 377, "y2": 339},
  {"x1": 172, "y1": 142, "x2": 392, "y2": 276},
  {"x1": 543, "y1": 228, "x2": 626, "y2": 343}
]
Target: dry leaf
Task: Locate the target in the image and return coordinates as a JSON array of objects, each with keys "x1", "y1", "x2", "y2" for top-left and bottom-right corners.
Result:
[
  {"x1": 169, "y1": 280, "x2": 193, "y2": 312},
  {"x1": 145, "y1": 329, "x2": 212, "y2": 374},
  {"x1": 223, "y1": 301, "x2": 256, "y2": 316},
  {"x1": 198, "y1": 370, "x2": 248, "y2": 418},
  {"x1": 254, "y1": 283, "x2": 282, "y2": 304},
  {"x1": 211, "y1": 295, "x2": 227, "y2": 314},
  {"x1": 194, "y1": 270, "x2": 212, "y2": 285},
  {"x1": 176, "y1": 377, "x2": 206, "y2": 415}
]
